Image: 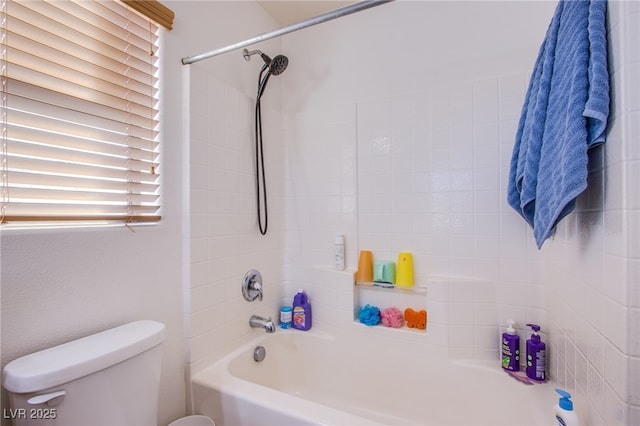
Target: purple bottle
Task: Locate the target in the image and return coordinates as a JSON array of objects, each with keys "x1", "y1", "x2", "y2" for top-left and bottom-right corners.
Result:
[
  {"x1": 501, "y1": 320, "x2": 520, "y2": 371},
  {"x1": 526, "y1": 323, "x2": 546, "y2": 381},
  {"x1": 292, "y1": 289, "x2": 312, "y2": 331}
]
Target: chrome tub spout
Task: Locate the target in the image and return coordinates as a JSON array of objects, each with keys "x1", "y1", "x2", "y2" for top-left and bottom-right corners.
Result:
[{"x1": 249, "y1": 315, "x2": 276, "y2": 333}]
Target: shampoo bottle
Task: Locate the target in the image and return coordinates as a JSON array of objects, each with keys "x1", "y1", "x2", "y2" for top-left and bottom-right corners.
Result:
[
  {"x1": 554, "y1": 388, "x2": 581, "y2": 426},
  {"x1": 501, "y1": 319, "x2": 520, "y2": 371},
  {"x1": 526, "y1": 323, "x2": 546, "y2": 381},
  {"x1": 292, "y1": 289, "x2": 312, "y2": 331}
]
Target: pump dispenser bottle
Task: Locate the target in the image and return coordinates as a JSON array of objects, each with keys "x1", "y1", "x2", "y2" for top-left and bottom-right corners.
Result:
[
  {"x1": 554, "y1": 388, "x2": 581, "y2": 426},
  {"x1": 501, "y1": 319, "x2": 520, "y2": 371},
  {"x1": 526, "y1": 323, "x2": 546, "y2": 381}
]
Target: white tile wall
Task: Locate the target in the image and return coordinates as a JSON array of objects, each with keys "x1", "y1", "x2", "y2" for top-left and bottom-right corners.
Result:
[
  {"x1": 280, "y1": 2, "x2": 636, "y2": 425},
  {"x1": 540, "y1": 2, "x2": 638, "y2": 424},
  {"x1": 186, "y1": 65, "x2": 288, "y2": 373}
]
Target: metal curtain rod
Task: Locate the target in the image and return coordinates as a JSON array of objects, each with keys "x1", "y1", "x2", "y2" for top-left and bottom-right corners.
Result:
[{"x1": 181, "y1": 0, "x2": 394, "y2": 65}]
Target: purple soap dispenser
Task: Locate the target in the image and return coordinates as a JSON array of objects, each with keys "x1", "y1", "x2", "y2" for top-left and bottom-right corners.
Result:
[
  {"x1": 501, "y1": 319, "x2": 520, "y2": 371},
  {"x1": 525, "y1": 323, "x2": 546, "y2": 381}
]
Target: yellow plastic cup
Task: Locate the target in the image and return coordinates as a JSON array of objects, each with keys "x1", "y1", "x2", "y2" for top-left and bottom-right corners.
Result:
[{"x1": 395, "y1": 252, "x2": 414, "y2": 287}]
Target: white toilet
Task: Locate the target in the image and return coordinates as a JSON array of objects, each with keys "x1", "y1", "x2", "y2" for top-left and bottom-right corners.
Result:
[{"x1": 2, "y1": 320, "x2": 214, "y2": 426}]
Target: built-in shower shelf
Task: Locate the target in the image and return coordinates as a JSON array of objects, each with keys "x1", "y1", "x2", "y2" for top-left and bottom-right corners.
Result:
[
  {"x1": 354, "y1": 281, "x2": 427, "y2": 294},
  {"x1": 354, "y1": 281, "x2": 428, "y2": 333},
  {"x1": 352, "y1": 320, "x2": 427, "y2": 334}
]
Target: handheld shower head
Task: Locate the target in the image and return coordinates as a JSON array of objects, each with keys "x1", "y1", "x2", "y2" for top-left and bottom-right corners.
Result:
[
  {"x1": 269, "y1": 55, "x2": 288, "y2": 76},
  {"x1": 243, "y1": 48, "x2": 289, "y2": 236}
]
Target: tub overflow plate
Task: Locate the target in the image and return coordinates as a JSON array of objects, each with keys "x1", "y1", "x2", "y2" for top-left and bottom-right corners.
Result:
[{"x1": 253, "y1": 345, "x2": 266, "y2": 362}]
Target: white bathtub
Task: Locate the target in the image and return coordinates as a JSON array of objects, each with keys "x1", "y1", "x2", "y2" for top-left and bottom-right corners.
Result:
[{"x1": 191, "y1": 329, "x2": 557, "y2": 426}]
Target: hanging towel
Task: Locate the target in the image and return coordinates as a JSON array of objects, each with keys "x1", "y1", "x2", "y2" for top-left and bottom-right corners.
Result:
[{"x1": 507, "y1": 0, "x2": 609, "y2": 249}]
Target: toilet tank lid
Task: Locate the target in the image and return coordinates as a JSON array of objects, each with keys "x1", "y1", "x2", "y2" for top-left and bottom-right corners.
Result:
[{"x1": 2, "y1": 320, "x2": 165, "y2": 393}]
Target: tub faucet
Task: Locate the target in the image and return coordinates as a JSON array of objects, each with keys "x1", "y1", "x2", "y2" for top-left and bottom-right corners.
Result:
[{"x1": 249, "y1": 315, "x2": 276, "y2": 333}]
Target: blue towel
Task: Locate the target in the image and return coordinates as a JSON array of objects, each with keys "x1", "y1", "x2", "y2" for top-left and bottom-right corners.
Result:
[{"x1": 507, "y1": 0, "x2": 609, "y2": 248}]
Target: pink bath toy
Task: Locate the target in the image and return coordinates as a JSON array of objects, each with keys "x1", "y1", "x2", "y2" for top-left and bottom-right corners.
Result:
[{"x1": 380, "y1": 307, "x2": 404, "y2": 328}]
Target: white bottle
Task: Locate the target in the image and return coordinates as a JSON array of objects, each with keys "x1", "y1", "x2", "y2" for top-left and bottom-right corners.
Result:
[
  {"x1": 554, "y1": 389, "x2": 581, "y2": 426},
  {"x1": 334, "y1": 235, "x2": 345, "y2": 270}
]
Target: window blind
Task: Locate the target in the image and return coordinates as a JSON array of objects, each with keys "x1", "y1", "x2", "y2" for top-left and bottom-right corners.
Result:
[{"x1": 0, "y1": 0, "x2": 161, "y2": 225}]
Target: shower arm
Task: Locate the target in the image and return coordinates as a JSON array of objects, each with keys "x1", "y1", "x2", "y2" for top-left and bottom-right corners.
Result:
[
  {"x1": 181, "y1": 0, "x2": 394, "y2": 65},
  {"x1": 243, "y1": 49, "x2": 264, "y2": 61}
]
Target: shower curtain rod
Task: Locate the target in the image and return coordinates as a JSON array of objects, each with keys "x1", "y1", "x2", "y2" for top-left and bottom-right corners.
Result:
[{"x1": 181, "y1": 0, "x2": 394, "y2": 65}]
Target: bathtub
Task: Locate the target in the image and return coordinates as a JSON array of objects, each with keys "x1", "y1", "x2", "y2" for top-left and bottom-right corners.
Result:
[{"x1": 191, "y1": 329, "x2": 557, "y2": 425}]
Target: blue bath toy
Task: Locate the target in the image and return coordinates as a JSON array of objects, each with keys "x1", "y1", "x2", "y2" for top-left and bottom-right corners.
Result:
[{"x1": 358, "y1": 304, "x2": 380, "y2": 326}]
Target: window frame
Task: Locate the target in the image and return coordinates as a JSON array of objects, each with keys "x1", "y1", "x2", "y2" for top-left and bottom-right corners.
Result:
[{"x1": 0, "y1": 0, "x2": 173, "y2": 228}]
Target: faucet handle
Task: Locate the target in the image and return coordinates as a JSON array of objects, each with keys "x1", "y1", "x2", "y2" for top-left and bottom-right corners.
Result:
[
  {"x1": 252, "y1": 281, "x2": 263, "y2": 301},
  {"x1": 242, "y1": 270, "x2": 263, "y2": 302}
]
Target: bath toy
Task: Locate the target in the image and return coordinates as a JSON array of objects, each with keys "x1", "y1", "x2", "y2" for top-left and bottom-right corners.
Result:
[
  {"x1": 380, "y1": 307, "x2": 404, "y2": 328},
  {"x1": 404, "y1": 308, "x2": 427, "y2": 330},
  {"x1": 358, "y1": 304, "x2": 380, "y2": 326}
]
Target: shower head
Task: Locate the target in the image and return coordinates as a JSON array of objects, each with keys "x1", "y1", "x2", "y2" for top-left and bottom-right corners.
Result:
[
  {"x1": 268, "y1": 55, "x2": 288, "y2": 76},
  {"x1": 242, "y1": 49, "x2": 288, "y2": 75},
  {"x1": 244, "y1": 49, "x2": 288, "y2": 237}
]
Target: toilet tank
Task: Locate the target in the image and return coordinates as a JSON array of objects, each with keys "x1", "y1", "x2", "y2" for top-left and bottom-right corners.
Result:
[{"x1": 2, "y1": 320, "x2": 165, "y2": 426}]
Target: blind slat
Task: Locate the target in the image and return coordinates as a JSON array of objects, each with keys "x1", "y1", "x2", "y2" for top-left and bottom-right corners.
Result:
[
  {"x1": 7, "y1": 50, "x2": 156, "y2": 108},
  {"x1": 73, "y1": 1, "x2": 161, "y2": 44},
  {"x1": 7, "y1": 156, "x2": 157, "y2": 184},
  {"x1": 8, "y1": 102, "x2": 159, "y2": 147},
  {"x1": 7, "y1": 64, "x2": 157, "y2": 124},
  {"x1": 9, "y1": 127, "x2": 158, "y2": 163},
  {"x1": 1, "y1": 215, "x2": 161, "y2": 222},
  {"x1": 8, "y1": 187, "x2": 159, "y2": 204},
  {"x1": 8, "y1": 1, "x2": 158, "y2": 73},
  {"x1": 15, "y1": 0, "x2": 153, "y2": 59},
  {"x1": 6, "y1": 27, "x2": 156, "y2": 88},
  {"x1": 8, "y1": 139, "x2": 157, "y2": 173},
  {"x1": 9, "y1": 170, "x2": 159, "y2": 194},
  {"x1": 10, "y1": 1, "x2": 156, "y2": 74},
  {"x1": 4, "y1": 202, "x2": 160, "y2": 215},
  {"x1": 7, "y1": 88, "x2": 159, "y2": 139}
]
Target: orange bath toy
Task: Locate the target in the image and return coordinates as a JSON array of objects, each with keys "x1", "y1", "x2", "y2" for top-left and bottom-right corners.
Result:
[{"x1": 404, "y1": 308, "x2": 427, "y2": 330}]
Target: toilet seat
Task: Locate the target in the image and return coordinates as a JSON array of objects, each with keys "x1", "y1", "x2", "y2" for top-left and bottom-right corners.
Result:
[{"x1": 167, "y1": 415, "x2": 215, "y2": 426}]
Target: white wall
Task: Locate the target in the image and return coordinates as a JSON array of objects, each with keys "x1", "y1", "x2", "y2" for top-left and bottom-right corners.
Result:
[
  {"x1": 543, "y1": 2, "x2": 639, "y2": 424},
  {"x1": 0, "y1": 226, "x2": 185, "y2": 425}
]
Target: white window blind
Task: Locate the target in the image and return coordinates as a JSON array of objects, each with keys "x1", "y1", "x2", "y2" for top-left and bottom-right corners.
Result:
[{"x1": 0, "y1": 0, "x2": 161, "y2": 225}]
